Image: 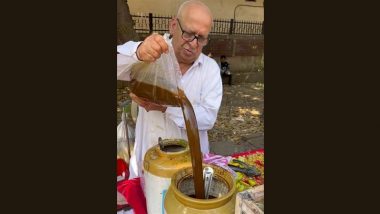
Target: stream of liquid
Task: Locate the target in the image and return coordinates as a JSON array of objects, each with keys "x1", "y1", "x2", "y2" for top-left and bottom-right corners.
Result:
[{"x1": 131, "y1": 80, "x2": 205, "y2": 199}]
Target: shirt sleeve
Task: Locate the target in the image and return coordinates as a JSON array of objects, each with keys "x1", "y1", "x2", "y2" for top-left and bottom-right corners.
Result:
[
  {"x1": 193, "y1": 61, "x2": 223, "y2": 130},
  {"x1": 166, "y1": 59, "x2": 223, "y2": 131},
  {"x1": 117, "y1": 41, "x2": 142, "y2": 81}
]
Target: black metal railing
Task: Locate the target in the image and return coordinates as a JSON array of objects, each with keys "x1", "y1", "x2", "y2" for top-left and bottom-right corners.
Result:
[{"x1": 131, "y1": 13, "x2": 263, "y2": 35}]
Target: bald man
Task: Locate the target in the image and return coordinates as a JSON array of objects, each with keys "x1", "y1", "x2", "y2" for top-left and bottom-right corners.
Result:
[{"x1": 117, "y1": 0, "x2": 223, "y2": 180}]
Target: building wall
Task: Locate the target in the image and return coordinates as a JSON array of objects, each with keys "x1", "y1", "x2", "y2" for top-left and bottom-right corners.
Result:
[
  {"x1": 203, "y1": 35, "x2": 264, "y2": 57},
  {"x1": 128, "y1": 0, "x2": 264, "y2": 21},
  {"x1": 205, "y1": 34, "x2": 264, "y2": 83}
]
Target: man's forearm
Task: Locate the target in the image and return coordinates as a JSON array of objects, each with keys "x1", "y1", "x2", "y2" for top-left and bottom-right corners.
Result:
[
  {"x1": 117, "y1": 41, "x2": 143, "y2": 81},
  {"x1": 165, "y1": 105, "x2": 219, "y2": 131}
]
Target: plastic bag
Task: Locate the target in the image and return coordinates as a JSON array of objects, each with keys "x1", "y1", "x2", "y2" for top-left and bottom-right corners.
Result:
[
  {"x1": 129, "y1": 42, "x2": 183, "y2": 106},
  {"x1": 117, "y1": 111, "x2": 135, "y2": 162}
]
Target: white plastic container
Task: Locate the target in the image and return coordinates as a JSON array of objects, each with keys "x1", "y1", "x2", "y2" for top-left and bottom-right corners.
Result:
[{"x1": 143, "y1": 139, "x2": 191, "y2": 214}]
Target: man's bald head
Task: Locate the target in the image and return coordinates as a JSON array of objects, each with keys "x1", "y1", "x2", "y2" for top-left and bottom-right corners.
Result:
[
  {"x1": 177, "y1": 0, "x2": 213, "y2": 29},
  {"x1": 169, "y1": 0, "x2": 214, "y2": 66}
]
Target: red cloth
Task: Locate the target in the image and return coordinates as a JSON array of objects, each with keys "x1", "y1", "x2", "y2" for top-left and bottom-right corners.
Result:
[
  {"x1": 231, "y1": 148, "x2": 264, "y2": 157},
  {"x1": 117, "y1": 178, "x2": 147, "y2": 214},
  {"x1": 117, "y1": 159, "x2": 129, "y2": 180}
]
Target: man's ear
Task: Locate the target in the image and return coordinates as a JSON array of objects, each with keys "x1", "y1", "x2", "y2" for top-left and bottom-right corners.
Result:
[{"x1": 169, "y1": 17, "x2": 177, "y2": 35}]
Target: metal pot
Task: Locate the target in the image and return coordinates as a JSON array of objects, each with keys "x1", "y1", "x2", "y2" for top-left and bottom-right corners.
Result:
[{"x1": 164, "y1": 164, "x2": 236, "y2": 214}]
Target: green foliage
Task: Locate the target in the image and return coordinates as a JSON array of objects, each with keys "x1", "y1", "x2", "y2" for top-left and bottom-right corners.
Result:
[{"x1": 123, "y1": 104, "x2": 131, "y2": 114}]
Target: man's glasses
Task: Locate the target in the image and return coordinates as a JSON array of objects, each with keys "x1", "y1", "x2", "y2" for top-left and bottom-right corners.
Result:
[{"x1": 176, "y1": 18, "x2": 209, "y2": 46}]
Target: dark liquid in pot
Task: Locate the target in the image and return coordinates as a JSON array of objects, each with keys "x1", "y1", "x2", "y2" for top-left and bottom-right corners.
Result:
[
  {"x1": 160, "y1": 144, "x2": 185, "y2": 152},
  {"x1": 188, "y1": 195, "x2": 217, "y2": 199}
]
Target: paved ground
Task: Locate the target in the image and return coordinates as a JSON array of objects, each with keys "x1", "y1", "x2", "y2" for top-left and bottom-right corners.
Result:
[
  {"x1": 117, "y1": 82, "x2": 264, "y2": 157},
  {"x1": 209, "y1": 83, "x2": 264, "y2": 156}
]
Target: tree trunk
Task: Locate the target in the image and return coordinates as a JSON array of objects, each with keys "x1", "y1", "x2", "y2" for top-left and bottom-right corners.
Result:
[{"x1": 117, "y1": 0, "x2": 139, "y2": 45}]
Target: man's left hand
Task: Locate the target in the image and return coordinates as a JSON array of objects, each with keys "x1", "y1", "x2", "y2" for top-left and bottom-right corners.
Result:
[{"x1": 129, "y1": 93, "x2": 167, "y2": 113}]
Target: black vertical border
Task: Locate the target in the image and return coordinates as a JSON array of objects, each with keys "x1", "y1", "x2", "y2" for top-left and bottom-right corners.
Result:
[
  {"x1": 267, "y1": 0, "x2": 380, "y2": 213},
  {"x1": 2, "y1": 0, "x2": 116, "y2": 212}
]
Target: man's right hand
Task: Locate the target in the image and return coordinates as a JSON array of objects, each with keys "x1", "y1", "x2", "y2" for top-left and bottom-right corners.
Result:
[{"x1": 136, "y1": 33, "x2": 169, "y2": 62}]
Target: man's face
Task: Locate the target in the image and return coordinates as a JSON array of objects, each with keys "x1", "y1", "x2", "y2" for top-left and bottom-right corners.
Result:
[{"x1": 170, "y1": 9, "x2": 212, "y2": 65}]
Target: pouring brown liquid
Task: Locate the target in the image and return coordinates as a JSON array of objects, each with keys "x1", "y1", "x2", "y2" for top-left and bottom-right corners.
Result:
[{"x1": 131, "y1": 80, "x2": 205, "y2": 199}]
